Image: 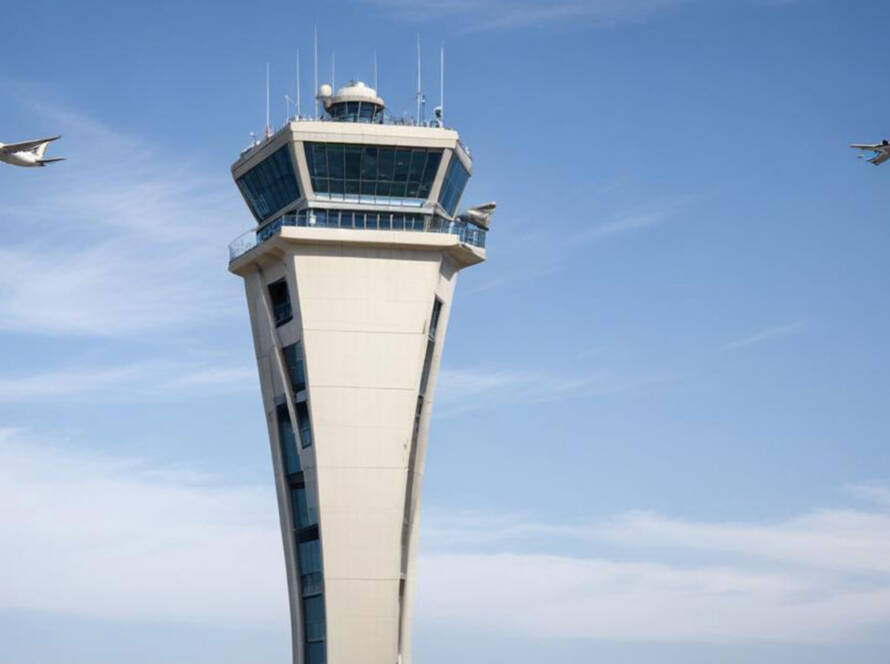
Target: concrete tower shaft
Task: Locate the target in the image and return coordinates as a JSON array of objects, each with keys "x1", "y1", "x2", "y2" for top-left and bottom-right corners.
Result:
[{"x1": 228, "y1": 84, "x2": 489, "y2": 664}]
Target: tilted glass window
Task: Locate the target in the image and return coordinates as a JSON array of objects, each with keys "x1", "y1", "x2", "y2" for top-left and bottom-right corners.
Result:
[
  {"x1": 438, "y1": 154, "x2": 470, "y2": 216},
  {"x1": 298, "y1": 538, "x2": 323, "y2": 597},
  {"x1": 283, "y1": 342, "x2": 306, "y2": 393},
  {"x1": 304, "y1": 143, "x2": 442, "y2": 207},
  {"x1": 236, "y1": 146, "x2": 300, "y2": 220},
  {"x1": 303, "y1": 595, "x2": 326, "y2": 642},
  {"x1": 290, "y1": 485, "x2": 318, "y2": 529},
  {"x1": 429, "y1": 298, "x2": 443, "y2": 340},
  {"x1": 327, "y1": 101, "x2": 381, "y2": 123},
  {"x1": 268, "y1": 279, "x2": 293, "y2": 327},
  {"x1": 296, "y1": 401, "x2": 313, "y2": 448},
  {"x1": 276, "y1": 404, "x2": 301, "y2": 475},
  {"x1": 305, "y1": 642, "x2": 325, "y2": 664}
]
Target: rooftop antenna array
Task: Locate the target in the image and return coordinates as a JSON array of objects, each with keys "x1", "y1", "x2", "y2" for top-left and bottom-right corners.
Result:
[
  {"x1": 331, "y1": 52, "x2": 336, "y2": 90},
  {"x1": 374, "y1": 50, "x2": 378, "y2": 91},
  {"x1": 265, "y1": 63, "x2": 272, "y2": 138}
]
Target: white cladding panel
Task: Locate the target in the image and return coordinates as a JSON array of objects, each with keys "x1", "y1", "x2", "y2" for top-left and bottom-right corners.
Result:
[{"x1": 239, "y1": 236, "x2": 470, "y2": 664}]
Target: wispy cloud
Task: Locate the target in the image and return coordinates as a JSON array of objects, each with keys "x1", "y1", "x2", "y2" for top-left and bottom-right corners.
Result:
[
  {"x1": 725, "y1": 321, "x2": 805, "y2": 350},
  {"x1": 418, "y1": 500, "x2": 890, "y2": 643},
  {"x1": 0, "y1": 428, "x2": 286, "y2": 626},
  {"x1": 3, "y1": 427, "x2": 889, "y2": 643},
  {"x1": 0, "y1": 92, "x2": 244, "y2": 337},
  {"x1": 0, "y1": 362, "x2": 256, "y2": 402},
  {"x1": 847, "y1": 482, "x2": 890, "y2": 509},
  {"x1": 435, "y1": 367, "x2": 604, "y2": 413},
  {"x1": 361, "y1": 0, "x2": 693, "y2": 32},
  {"x1": 581, "y1": 211, "x2": 669, "y2": 239},
  {"x1": 435, "y1": 366, "x2": 673, "y2": 414}
]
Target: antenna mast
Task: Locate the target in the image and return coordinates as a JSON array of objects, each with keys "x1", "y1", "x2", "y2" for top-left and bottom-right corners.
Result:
[
  {"x1": 314, "y1": 25, "x2": 319, "y2": 120},
  {"x1": 265, "y1": 63, "x2": 272, "y2": 138},
  {"x1": 332, "y1": 52, "x2": 336, "y2": 90},
  {"x1": 374, "y1": 50, "x2": 378, "y2": 91},
  {"x1": 297, "y1": 49, "x2": 302, "y2": 119},
  {"x1": 416, "y1": 36, "x2": 422, "y2": 125},
  {"x1": 440, "y1": 45, "x2": 445, "y2": 126}
]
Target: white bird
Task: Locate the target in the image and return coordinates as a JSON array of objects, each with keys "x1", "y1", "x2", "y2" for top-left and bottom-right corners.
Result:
[{"x1": 0, "y1": 135, "x2": 65, "y2": 168}]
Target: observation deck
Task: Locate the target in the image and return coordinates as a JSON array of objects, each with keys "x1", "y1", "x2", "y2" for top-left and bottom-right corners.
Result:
[{"x1": 228, "y1": 80, "x2": 487, "y2": 267}]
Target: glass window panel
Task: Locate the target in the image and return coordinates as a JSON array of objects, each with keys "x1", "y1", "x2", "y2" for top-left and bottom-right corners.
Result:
[
  {"x1": 276, "y1": 404, "x2": 301, "y2": 474},
  {"x1": 359, "y1": 179, "x2": 376, "y2": 197},
  {"x1": 376, "y1": 181, "x2": 392, "y2": 197},
  {"x1": 429, "y1": 299, "x2": 443, "y2": 339},
  {"x1": 311, "y1": 144, "x2": 328, "y2": 178},
  {"x1": 378, "y1": 213, "x2": 391, "y2": 230},
  {"x1": 366, "y1": 213, "x2": 378, "y2": 230},
  {"x1": 306, "y1": 641, "x2": 326, "y2": 664},
  {"x1": 283, "y1": 343, "x2": 306, "y2": 393},
  {"x1": 421, "y1": 151, "x2": 442, "y2": 188},
  {"x1": 236, "y1": 146, "x2": 300, "y2": 220},
  {"x1": 268, "y1": 279, "x2": 292, "y2": 326},
  {"x1": 298, "y1": 538, "x2": 323, "y2": 596},
  {"x1": 377, "y1": 148, "x2": 395, "y2": 181},
  {"x1": 438, "y1": 154, "x2": 471, "y2": 215},
  {"x1": 420, "y1": 338, "x2": 435, "y2": 395},
  {"x1": 296, "y1": 401, "x2": 313, "y2": 448},
  {"x1": 326, "y1": 144, "x2": 344, "y2": 180},
  {"x1": 394, "y1": 149, "x2": 411, "y2": 181},
  {"x1": 360, "y1": 146, "x2": 378, "y2": 180},
  {"x1": 391, "y1": 182, "x2": 407, "y2": 198},
  {"x1": 303, "y1": 144, "x2": 316, "y2": 173},
  {"x1": 344, "y1": 146, "x2": 361, "y2": 179},
  {"x1": 303, "y1": 596, "x2": 326, "y2": 642},
  {"x1": 290, "y1": 486, "x2": 313, "y2": 529},
  {"x1": 408, "y1": 149, "x2": 427, "y2": 182}
]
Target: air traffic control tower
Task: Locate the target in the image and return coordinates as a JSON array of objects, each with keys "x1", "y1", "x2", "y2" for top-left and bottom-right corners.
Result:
[{"x1": 228, "y1": 79, "x2": 492, "y2": 664}]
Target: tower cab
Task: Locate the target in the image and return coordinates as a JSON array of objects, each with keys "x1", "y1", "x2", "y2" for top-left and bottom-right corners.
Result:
[
  {"x1": 318, "y1": 80, "x2": 385, "y2": 123},
  {"x1": 228, "y1": 81, "x2": 491, "y2": 267}
]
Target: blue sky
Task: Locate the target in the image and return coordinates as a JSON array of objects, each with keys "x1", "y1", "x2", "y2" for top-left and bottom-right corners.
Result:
[{"x1": 2, "y1": 0, "x2": 890, "y2": 661}]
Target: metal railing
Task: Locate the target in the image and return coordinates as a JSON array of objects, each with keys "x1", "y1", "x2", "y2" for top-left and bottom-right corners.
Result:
[{"x1": 229, "y1": 208, "x2": 486, "y2": 262}]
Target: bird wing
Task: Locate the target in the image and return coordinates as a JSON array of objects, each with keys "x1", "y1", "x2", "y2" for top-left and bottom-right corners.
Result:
[
  {"x1": 850, "y1": 143, "x2": 880, "y2": 150},
  {"x1": 870, "y1": 151, "x2": 890, "y2": 166}
]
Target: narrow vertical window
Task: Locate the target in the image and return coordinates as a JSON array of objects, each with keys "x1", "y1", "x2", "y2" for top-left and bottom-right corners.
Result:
[
  {"x1": 283, "y1": 342, "x2": 306, "y2": 393},
  {"x1": 298, "y1": 538, "x2": 323, "y2": 597},
  {"x1": 268, "y1": 278, "x2": 293, "y2": 327},
  {"x1": 290, "y1": 485, "x2": 317, "y2": 529},
  {"x1": 429, "y1": 299, "x2": 443, "y2": 340},
  {"x1": 295, "y1": 401, "x2": 313, "y2": 448},
  {"x1": 276, "y1": 403, "x2": 301, "y2": 475},
  {"x1": 303, "y1": 595, "x2": 326, "y2": 644}
]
